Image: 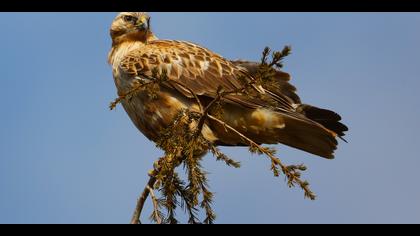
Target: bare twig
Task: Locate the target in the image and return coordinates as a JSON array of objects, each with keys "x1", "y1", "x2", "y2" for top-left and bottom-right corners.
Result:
[
  {"x1": 147, "y1": 185, "x2": 162, "y2": 224},
  {"x1": 130, "y1": 172, "x2": 158, "y2": 224},
  {"x1": 110, "y1": 81, "x2": 155, "y2": 111},
  {"x1": 194, "y1": 88, "x2": 224, "y2": 135}
]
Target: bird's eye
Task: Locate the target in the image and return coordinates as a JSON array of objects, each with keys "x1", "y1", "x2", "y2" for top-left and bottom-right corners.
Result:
[{"x1": 123, "y1": 15, "x2": 137, "y2": 23}]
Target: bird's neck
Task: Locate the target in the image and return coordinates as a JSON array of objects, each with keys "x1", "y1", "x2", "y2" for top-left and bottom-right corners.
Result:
[
  {"x1": 108, "y1": 41, "x2": 143, "y2": 66},
  {"x1": 108, "y1": 32, "x2": 159, "y2": 66}
]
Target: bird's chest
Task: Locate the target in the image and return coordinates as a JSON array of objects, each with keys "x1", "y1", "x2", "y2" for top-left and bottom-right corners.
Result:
[{"x1": 120, "y1": 85, "x2": 190, "y2": 142}]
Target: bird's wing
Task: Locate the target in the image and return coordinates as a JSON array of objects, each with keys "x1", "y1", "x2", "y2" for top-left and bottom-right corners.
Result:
[
  {"x1": 117, "y1": 40, "x2": 345, "y2": 158},
  {"x1": 230, "y1": 60, "x2": 301, "y2": 104},
  {"x1": 118, "y1": 40, "x2": 297, "y2": 112}
]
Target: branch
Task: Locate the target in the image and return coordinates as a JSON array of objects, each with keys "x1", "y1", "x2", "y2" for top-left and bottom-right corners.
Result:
[
  {"x1": 194, "y1": 87, "x2": 225, "y2": 136},
  {"x1": 130, "y1": 175, "x2": 157, "y2": 224},
  {"x1": 130, "y1": 160, "x2": 162, "y2": 224},
  {"x1": 147, "y1": 185, "x2": 162, "y2": 224},
  {"x1": 110, "y1": 80, "x2": 155, "y2": 111},
  {"x1": 207, "y1": 114, "x2": 316, "y2": 200},
  {"x1": 210, "y1": 145, "x2": 241, "y2": 168}
]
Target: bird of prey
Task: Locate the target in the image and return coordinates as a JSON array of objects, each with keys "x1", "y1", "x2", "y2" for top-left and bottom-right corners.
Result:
[{"x1": 108, "y1": 12, "x2": 348, "y2": 159}]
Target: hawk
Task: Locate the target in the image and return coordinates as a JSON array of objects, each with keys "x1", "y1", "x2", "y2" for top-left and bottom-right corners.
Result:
[{"x1": 108, "y1": 12, "x2": 348, "y2": 159}]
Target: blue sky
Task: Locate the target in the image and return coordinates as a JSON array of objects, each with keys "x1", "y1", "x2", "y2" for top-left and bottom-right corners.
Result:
[{"x1": 1, "y1": 12, "x2": 420, "y2": 224}]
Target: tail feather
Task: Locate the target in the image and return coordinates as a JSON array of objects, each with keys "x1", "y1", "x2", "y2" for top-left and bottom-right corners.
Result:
[
  {"x1": 275, "y1": 114, "x2": 339, "y2": 159},
  {"x1": 213, "y1": 106, "x2": 347, "y2": 159},
  {"x1": 296, "y1": 104, "x2": 348, "y2": 138},
  {"x1": 271, "y1": 104, "x2": 348, "y2": 159}
]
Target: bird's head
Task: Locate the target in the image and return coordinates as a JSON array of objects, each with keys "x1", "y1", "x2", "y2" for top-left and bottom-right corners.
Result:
[{"x1": 110, "y1": 12, "x2": 155, "y2": 45}]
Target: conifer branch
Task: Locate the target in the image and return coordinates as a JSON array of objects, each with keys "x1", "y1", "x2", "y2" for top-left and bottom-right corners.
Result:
[{"x1": 208, "y1": 114, "x2": 316, "y2": 200}]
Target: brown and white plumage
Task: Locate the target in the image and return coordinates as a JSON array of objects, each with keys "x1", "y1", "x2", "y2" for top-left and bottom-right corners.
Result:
[{"x1": 108, "y1": 12, "x2": 348, "y2": 159}]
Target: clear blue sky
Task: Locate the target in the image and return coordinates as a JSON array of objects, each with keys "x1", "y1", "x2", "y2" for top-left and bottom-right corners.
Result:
[{"x1": 1, "y1": 13, "x2": 420, "y2": 224}]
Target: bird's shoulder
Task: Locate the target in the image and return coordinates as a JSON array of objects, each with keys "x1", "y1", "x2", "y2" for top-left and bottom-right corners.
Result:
[{"x1": 118, "y1": 39, "x2": 245, "y2": 81}]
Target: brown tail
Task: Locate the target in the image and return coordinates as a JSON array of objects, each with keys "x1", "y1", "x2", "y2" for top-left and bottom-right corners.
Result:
[
  {"x1": 296, "y1": 104, "x2": 348, "y2": 140},
  {"x1": 271, "y1": 105, "x2": 348, "y2": 159},
  {"x1": 272, "y1": 113, "x2": 338, "y2": 159}
]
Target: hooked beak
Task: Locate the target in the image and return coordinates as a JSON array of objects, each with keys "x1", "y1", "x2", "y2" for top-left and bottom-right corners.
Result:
[{"x1": 136, "y1": 16, "x2": 149, "y2": 31}]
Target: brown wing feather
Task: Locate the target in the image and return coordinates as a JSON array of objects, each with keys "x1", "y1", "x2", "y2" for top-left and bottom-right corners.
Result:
[
  {"x1": 230, "y1": 60, "x2": 301, "y2": 104},
  {"x1": 119, "y1": 40, "x2": 297, "y2": 112}
]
